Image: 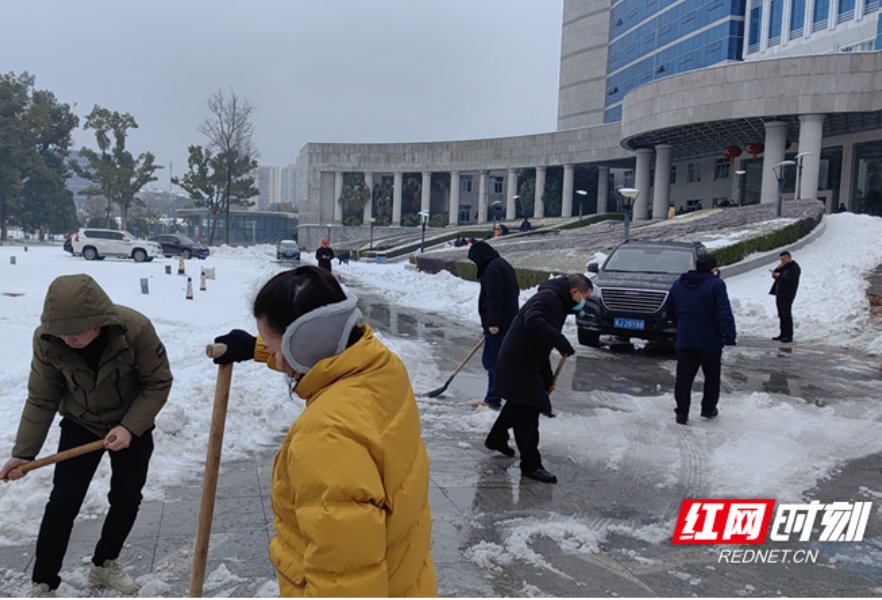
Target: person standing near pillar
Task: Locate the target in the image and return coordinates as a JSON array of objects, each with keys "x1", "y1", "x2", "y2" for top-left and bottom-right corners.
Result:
[
  {"x1": 770, "y1": 251, "x2": 801, "y2": 343},
  {"x1": 467, "y1": 241, "x2": 519, "y2": 410}
]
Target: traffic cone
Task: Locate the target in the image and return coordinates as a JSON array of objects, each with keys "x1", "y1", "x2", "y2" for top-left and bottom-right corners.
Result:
[
  {"x1": 200, "y1": 273, "x2": 207, "y2": 291},
  {"x1": 178, "y1": 256, "x2": 185, "y2": 275},
  {"x1": 186, "y1": 277, "x2": 194, "y2": 300}
]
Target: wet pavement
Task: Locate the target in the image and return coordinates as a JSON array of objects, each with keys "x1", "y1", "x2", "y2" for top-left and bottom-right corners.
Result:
[{"x1": 3, "y1": 287, "x2": 882, "y2": 597}]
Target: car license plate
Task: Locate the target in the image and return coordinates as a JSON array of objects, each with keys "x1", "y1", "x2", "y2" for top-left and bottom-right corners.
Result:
[{"x1": 614, "y1": 318, "x2": 645, "y2": 330}]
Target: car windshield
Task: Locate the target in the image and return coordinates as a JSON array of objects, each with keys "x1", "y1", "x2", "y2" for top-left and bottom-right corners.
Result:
[
  {"x1": 121, "y1": 232, "x2": 137, "y2": 241},
  {"x1": 604, "y1": 247, "x2": 694, "y2": 274},
  {"x1": 279, "y1": 242, "x2": 298, "y2": 250}
]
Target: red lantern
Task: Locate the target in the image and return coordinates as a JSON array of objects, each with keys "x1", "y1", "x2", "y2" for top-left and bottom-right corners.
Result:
[
  {"x1": 785, "y1": 139, "x2": 792, "y2": 150},
  {"x1": 745, "y1": 142, "x2": 765, "y2": 159},
  {"x1": 723, "y1": 145, "x2": 742, "y2": 163}
]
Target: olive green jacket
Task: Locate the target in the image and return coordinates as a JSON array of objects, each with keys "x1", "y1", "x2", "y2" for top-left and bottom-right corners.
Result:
[{"x1": 12, "y1": 274, "x2": 173, "y2": 459}]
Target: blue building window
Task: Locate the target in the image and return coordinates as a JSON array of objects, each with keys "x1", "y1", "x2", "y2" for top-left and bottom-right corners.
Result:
[
  {"x1": 839, "y1": 0, "x2": 856, "y2": 21},
  {"x1": 748, "y1": 5, "x2": 762, "y2": 52},
  {"x1": 877, "y1": 12, "x2": 882, "y2": 50},
  {"x1": 790, "y1": 0, "x2": 806, "y2": 38},
  {"x1": 768, "y1": 0, "x2": 783, "y2": 46},
  {"x1": 868, "y1": 0, "x2": 881, "y2": 15},
  {"x1": 813, "y1": 0, "x2": 830, "y2": 32}
]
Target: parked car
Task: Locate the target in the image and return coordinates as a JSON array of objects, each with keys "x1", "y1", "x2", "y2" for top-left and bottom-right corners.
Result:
[
  {"x1": 149, "y1": 234, "x2": 210, "y2": 259},
  {"x1": 575, "y1": 240, "x2": 710, "y2": 347},
  {"x1": 70, "y1": 228, "x2": 163, "y2": 262},
  {"x1": 276, "y1": 239, "x2": 301, "y2": 262}
]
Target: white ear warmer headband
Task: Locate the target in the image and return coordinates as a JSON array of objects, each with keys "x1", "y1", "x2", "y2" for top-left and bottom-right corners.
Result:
[{"x1": 280, "y1": 293, "x2": 362, "y2": 374}]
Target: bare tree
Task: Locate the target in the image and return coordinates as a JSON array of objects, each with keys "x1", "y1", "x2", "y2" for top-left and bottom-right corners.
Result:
[{"x1": 197, "y1": 88, "x2": 259, "y2": 244}]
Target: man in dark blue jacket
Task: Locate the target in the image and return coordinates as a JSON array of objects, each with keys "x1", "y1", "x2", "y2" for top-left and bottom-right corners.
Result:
[
  {"x1": 667, "y1": 255, "x2": 736, "y2": 425},
  {"x1": 468, "y1": 241, "x2": 520, "y2": 409},
  {"x1": 485, "y1": 274, "x2": 591, "y2": 483}
]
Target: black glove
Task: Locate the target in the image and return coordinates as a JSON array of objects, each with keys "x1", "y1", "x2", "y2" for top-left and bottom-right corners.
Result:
[
  {"x1": 557, "y1": 339, "x2": 576, "y2": 357},
  {"x1": 212, "y1": 329, "x2": 257, "y2": 364}
]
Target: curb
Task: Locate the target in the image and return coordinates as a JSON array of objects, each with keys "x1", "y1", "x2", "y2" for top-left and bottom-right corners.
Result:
[{"x1": 720, "y1": 216, "x2": 826, "y2": 280}]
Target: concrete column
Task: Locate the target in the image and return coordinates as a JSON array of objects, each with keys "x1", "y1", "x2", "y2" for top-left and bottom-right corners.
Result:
[
  {"x1": 652, "y1": 145, "x2": 673, "y2": 219},
  {"x1": 760, "y1": 0, "x2": 771, "y2": 51},
  {"x1": 562, "y1": 164, "x2": 575, "y2": 217},
  {"x1": 857, "y1": 0, "x2": 865, "y2": 20},
  {"x1": 534, "y1": 166, "x2": 547, "y2": 218},
  {"x1": 334, "y1": 171, "x2": 344, "y2": 222},
  {"x1": 839, "y1": 143, "x2": 855, "y2": 211},
  {"x1": 506, "y1": 169, "x2": 518, "y2": 220},
  {"x1": 363, "y1": 172, "x2": 373, "y2": 223},
  {"x1": 761, "y1": 121, "x2": 789, "y2": 205},
  {"x1": 597, "y1": 166, "x2": 609, "y2": 213},
  {"x1": 804, "y1": 0, "x2": 814, "y2": 39},
  {"x1": 392, "y1": 171, "x2": 403, "y2": 226},
  {"x1": 634, "y1": 149, "x2": 653, "y2": 220},
  {"x1": 797, "y1": 114, "x2": 824, "y2": 202},
  {"x1": 421, "y1": 170, "x2": 432, "y2": 214},
  {"x1": 781, "y1": 0, "x2": 792, "y2": 45},
  {"x1": 477, "y1": 171, "x2": 489, "y2": 224},
  {"x1": 449, "y1": 171, "x2": 461, "y2": 226}
]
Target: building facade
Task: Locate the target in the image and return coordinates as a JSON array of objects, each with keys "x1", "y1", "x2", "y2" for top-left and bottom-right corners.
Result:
[
  {"x1": 280, "y1": 163, "x2": 297, "y2": 207},
  {"x1": 294, "y1": 0, "x2": 882, "y2": 249},
  {"x1": 251, "y1": 165, "x2": 281, "y2": 210}
]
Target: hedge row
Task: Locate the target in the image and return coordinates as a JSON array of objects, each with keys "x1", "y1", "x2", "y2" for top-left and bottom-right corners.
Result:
[
  {"x1": 712, "y1": 212, "x2": 822, "y2": 266},
  {"x1": 556, "y1": 212, "x2": 624, "y2": 230}
]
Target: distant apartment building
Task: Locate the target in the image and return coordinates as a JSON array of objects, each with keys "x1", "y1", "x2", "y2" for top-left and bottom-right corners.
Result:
[
  {"x1": 280, "y1": 163, "x2": 298, "y2": 206},
  {"x1": 66, "y1": 150, "x2": 98, "y2": 211},
  {"x1": 251, "y1": 165, "x2": 280, "y2": 210}
]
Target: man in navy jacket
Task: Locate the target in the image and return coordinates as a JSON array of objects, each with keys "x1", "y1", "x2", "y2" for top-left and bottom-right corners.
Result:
[{"x1": 667, "y1": 255, "x2": 736, "y2": 425}]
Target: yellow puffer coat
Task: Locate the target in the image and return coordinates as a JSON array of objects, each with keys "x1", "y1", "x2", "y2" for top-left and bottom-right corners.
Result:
[{"x1": 267, "y1": 325, "x2": 437, "y2": 597}]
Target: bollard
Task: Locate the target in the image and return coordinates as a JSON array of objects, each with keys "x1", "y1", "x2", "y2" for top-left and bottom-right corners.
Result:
[
  {"x1": 186, "y1": 277, "x2": 194, "y2": 300},
  {"x1": 140, "y1": 278, "x2": 149, "y2": 294},
  {"x1": 165, "y1": 265, "x2": 172, "y2": 275},
  {"x1": 24, "y1": 246, "x2": 27, "y2": 252},
  {"x1": 178, "y1": 256, "x2": 185, "y2": 275},
  {"x1": 10, "y1": 256, "x2": 16, "y2": 265},
  {"x1": 200, "y1": 273, "x2": 207, "y2": 291}
]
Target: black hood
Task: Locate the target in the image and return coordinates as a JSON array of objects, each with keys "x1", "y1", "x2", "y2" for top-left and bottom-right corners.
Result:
[
  {"x1": 678, "y1": 270, "x2": 717, "y2": 290},
  {"x1": 468, "y1": 241, "x2": 501, "y2": 278},
  {"x1": 538, "y1": 276, "x2": 576, "y2": 309}
]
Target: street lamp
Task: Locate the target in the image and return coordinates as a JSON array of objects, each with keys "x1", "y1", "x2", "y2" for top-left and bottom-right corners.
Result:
[
  {"x1": 418, "y1": 210, "x2": 430, "y2": 254},
  {"x1": 368, "y1": 217, "x2": 376, "y2": 251},
  {"x1": 325, "y1": 223, "x2": 332, "y2": 245},
  {"x1": 491, "y1": 200, "x2": 503, "y2": 231},
  {"x1": 735, "y1": 170, "x2": 746, "y2": 206},
  {"x1": 617, "y1": 187, "x2": 640, "y2": 241},
  {"x1": 772, "y1": 160, "x2": 796, "y2": 218},
  {"x1": 793, "y1": 152, "x2": 812, "y2": 200},
  {"x1": 575, "y1": 189, "x2": 587, "y2": 226}
]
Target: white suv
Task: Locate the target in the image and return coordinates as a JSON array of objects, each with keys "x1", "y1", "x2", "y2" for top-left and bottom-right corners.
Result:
[{"x1": 71, "y1": 228, "x2": 163, "y2": 262}]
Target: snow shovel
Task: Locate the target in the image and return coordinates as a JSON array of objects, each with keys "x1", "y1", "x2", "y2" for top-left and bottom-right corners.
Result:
[
  {"x1": 10, "y1": 434, "x2": 117, "y2": 477},
  {"x1": 425, "y1": 338, "x2": 484, "y2": 398},
  {"x1": 189, "y1": 342, "x2": 233, "y2": 598}
]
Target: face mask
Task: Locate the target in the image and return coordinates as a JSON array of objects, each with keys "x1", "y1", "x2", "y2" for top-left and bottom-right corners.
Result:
[{"x1": 573, "y1": 295, "x2": 586, "y2": 312}]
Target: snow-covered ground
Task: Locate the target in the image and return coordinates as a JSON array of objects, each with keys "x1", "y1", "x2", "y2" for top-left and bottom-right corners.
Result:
[{"x1": 0, "y1": 212, "x2": 881, "y2": 595}]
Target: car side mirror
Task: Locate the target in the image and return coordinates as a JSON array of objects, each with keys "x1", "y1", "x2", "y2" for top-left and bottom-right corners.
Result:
[{"x1": 586, "y1": 262, "x2": 599, "y2": 273}]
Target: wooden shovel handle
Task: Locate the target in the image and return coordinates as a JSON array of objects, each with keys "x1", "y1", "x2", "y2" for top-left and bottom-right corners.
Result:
[
  {"x1": 551, "y1": 355, "x2": 567, "y2": 388},
  {"x1": 206, "y1": 343, "x2": 228, "y2": 359},
  {"x1": 18, "y1": 434, "x2": 117, "y2": 474}
]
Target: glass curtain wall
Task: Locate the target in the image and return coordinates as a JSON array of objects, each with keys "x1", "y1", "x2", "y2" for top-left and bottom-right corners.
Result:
[
  {"x1": 853, "y1": 141, "x2": 882, "y2": 216},
  {"x1": 790, "y1": 0, "x2": 806, "y2": 38}
]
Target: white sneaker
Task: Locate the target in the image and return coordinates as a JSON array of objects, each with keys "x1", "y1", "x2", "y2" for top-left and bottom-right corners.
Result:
[
  {"x1": 26, "y1": 583, "x2": 56, "y2": 598},
  {"x1": 88, "y1": 559, "x2": 137, "y2": 594}
]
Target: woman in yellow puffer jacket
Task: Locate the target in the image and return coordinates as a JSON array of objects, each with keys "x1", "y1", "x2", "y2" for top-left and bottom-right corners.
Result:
[{"x1": 213, "y1": 266, "x2": 437, "y2": 597}]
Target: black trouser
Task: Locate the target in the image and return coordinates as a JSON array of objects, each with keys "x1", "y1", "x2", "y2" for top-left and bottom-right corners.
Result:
[
  {"x1": 486, "y1": 401, "x2": 542, "y2": 472},
  {"x1": 674, "y1": 348, "x2": 722, "y2": 417},
  {"x1": 776, "y1": 295, "x2": 794, "y2": 339},
  {"x1": 33, "y1": 419, "x2": 153, "y2": 590}
]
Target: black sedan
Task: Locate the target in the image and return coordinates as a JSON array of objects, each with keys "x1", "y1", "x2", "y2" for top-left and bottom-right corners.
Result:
[{"x1": 149, "y1": 234, "x2": 210, "y2": 259}]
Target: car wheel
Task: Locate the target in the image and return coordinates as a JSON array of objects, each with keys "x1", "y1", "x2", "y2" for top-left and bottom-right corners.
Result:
[
  {"x1": 182, "y1": 249, "x2": 192, "y2": 259},
  {"x1": 577, "y1": 329, "x2": 601, "y2": 347},
  {"x1": 83, "y1": 247, "x2": 98, "y2": 261},
  {"x1": 145, "y1": 257, "x2": 154, "y2": 262},
  {"x1": 132, "y1": 249, "x2": 147, "y2": 262}
]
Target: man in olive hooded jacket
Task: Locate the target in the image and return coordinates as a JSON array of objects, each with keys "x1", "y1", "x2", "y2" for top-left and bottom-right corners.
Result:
[{"x1": 0, "y1": 274, "x2": 173, "y2": 597}]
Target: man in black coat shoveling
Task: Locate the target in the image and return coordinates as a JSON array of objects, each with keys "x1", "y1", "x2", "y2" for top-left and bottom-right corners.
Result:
[
  {"x1": 484, "y1": 273, "x2": 592, "y2": 483},
  {"x1": 468, "y1": 241, "x2": 520, "y2": 410}
]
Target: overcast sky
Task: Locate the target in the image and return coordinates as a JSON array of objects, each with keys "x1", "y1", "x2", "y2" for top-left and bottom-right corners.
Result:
[{"x1": 2, "y1": 0, "x2": 564, "y2": 192}]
